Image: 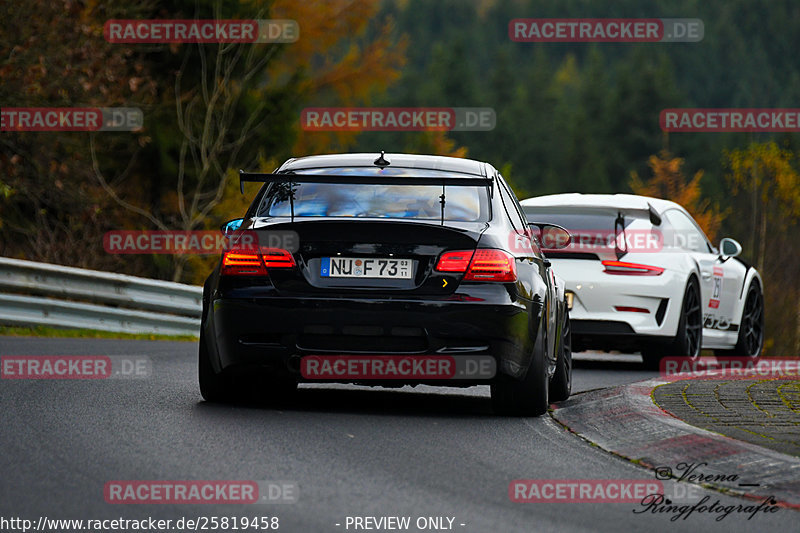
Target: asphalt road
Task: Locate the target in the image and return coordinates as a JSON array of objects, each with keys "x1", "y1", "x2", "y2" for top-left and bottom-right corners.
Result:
[{"x1": 0, "y1": 337, "x2": 795, "y2": 532}]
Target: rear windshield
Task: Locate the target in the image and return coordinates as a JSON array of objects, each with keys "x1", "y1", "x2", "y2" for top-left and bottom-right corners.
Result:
[{"x1": 257, "y1": 168, "x2": 489, "y2": 221}]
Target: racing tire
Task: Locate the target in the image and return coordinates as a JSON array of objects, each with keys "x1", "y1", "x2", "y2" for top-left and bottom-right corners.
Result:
[
  {"x1": 642, "y1": 277, "x2": 702, "y2": 370},
  {"x1": 715, "y1": 280, "x2": 764, "y2": 359},
  {"x1": 491, "y1": 315, "x2": 550, "y2": 417},
  {"x1": 199, "y1": 329, "x2": 236, "y2": 402},
  {"x1": 549, "y1": 308, "x2": 572, "y2": 402}
]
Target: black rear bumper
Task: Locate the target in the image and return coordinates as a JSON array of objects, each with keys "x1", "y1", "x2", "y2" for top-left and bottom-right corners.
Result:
[{"x1": 204, "y1": 291, "x2": 542, "y2": 384}]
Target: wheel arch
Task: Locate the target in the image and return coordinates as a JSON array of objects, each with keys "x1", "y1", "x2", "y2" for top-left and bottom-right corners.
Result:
[{"x1": 736, "y1": 267, "x2": 764, "y2": 325}]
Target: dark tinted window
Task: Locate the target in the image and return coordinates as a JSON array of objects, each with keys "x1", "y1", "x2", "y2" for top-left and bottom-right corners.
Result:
[{"x1": 257, "y1": 168, "x2": 489, "y2": 221}]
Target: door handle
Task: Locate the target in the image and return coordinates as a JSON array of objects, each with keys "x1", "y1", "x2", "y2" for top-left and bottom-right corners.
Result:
[{"x1": 701, "y1": 270, "x2": 712, "y2": 280}]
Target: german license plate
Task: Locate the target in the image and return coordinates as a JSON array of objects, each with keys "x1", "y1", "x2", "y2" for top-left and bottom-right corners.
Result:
[{"x1": 321, "y1": 257, "x2": 412, "y2": 279}]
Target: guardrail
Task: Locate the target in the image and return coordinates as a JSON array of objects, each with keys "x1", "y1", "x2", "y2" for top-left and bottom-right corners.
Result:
[{"x1": 0, "y1": 257, "x2": 202, "y2": 337}]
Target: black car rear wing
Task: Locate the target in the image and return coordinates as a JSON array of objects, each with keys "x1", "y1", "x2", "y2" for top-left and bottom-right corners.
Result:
[
  {"x1": 238, "y1": 171, "x2": 493, "y2": 192},
  {"x1": 239, "y1": 170, "x2": 494, "y2": 225}
]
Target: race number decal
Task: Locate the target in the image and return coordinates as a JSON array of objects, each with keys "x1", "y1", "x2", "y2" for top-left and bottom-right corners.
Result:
[{"x1": 708, "y1": 266, "x2": 723, "y2": 309}]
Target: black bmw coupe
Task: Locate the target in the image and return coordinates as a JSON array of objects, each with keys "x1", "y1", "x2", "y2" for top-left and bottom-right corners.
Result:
[{"x1": 200, "y1": 152, "x2": 572, "y2": 416}]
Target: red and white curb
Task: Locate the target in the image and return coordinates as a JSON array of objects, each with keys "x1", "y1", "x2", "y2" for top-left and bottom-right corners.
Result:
[{"x1": 551, "y1": 375, "x2": 800, "y2": 509}]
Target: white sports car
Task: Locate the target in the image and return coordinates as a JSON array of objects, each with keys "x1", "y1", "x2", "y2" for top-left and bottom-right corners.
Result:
[{"x1": 521, "y1": 193, "x2": 764, "y2": 368}]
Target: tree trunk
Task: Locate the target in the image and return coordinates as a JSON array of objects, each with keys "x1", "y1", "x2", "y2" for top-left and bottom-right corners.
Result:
[
  {"x1": 172, "y1": 255, "x2": 187, "y2": 283},
  {"x1": 796, "y1": 288, "x2": 800, "y2": 354},
  {"x1": 758, "y1": 207, "x2": 767, "y2": 273},
  {"x1": 751, "y1": 167, "x2": 758, "y2": 258}
]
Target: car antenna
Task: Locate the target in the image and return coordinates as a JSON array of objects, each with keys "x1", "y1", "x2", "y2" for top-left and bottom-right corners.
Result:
[
  {"x1": 289, "y1": 181, "x2": 295, "y2": 222},
  {"x1": 439, "y1": 183, "x2": 446, "y2": 226},
  {"x1": 374, "y1": 151, "x2": 390, "y2": 168}
]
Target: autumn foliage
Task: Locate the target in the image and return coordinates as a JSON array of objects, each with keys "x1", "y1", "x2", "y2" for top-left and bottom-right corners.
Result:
[
  {"x1": 0, "y1": 0, "x2": 413, "y2": 283},
  {"x1": 725, "y1": 142, "x2": 800, "y2": 220},
  {"x1": 630, "y1": 150, "x2": 726, "y2": 241},
  {"x1": 723, "y1": 142, "x2": 800, "y2": 354}
]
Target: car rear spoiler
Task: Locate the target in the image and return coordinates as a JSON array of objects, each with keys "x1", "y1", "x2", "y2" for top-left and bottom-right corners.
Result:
[
  {"x1": 238, "y1": 171, "x2": 494, "y2": 225},
  {"x1": 238, "y1": 171, "x2": 493, "y2": 193},
  {"x1": 614, "y1": 204, "x2": 661, "y2": 259},
  {"x1": 524, "y1": 203, "x2": 662, "y2": 260}
]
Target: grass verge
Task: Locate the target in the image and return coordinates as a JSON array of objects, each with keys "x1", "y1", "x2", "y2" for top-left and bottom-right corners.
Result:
[{"x1": 0, "y1": 325, "x2": 197, "y2": 342}]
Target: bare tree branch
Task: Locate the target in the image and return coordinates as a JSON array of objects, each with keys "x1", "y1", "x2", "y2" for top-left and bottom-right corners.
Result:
[{"x1": 89, "y1": 136, "x2": 167, "y2": 231}]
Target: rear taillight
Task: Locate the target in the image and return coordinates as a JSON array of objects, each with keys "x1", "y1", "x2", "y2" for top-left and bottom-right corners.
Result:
[
  {"x1": 221, "y1": 247, "x2": 295, "y2": 276},
  {"x1": 465, "y1": 249, "x2": 516, "y2": 282},
  {"x1": 436, "y1": 249, "x2": 517, "y2": 282},
  {"x1": 261, "y1": 248, "x2": 296, "y2": 268},
  {"x1": 435, "y1": 250, "x2": 474, "y2": 272},
  {"x1": 601, "y1": 260, "x2": 664, "y2": 276},
  {"x1": 222, "y1": 250, "x2": 266, "y2": 276}
]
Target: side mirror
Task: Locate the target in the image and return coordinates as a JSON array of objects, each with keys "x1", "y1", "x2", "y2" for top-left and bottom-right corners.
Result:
[
  {"x1": 528, "y1": 222, "x2": 572, "y2": 250},
  {"x1": 719, "y1": 237, "x2": 742, "y2": 258},
  {"x1": 220, "y1": 218, "x2": 244, "y2": 236}
]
